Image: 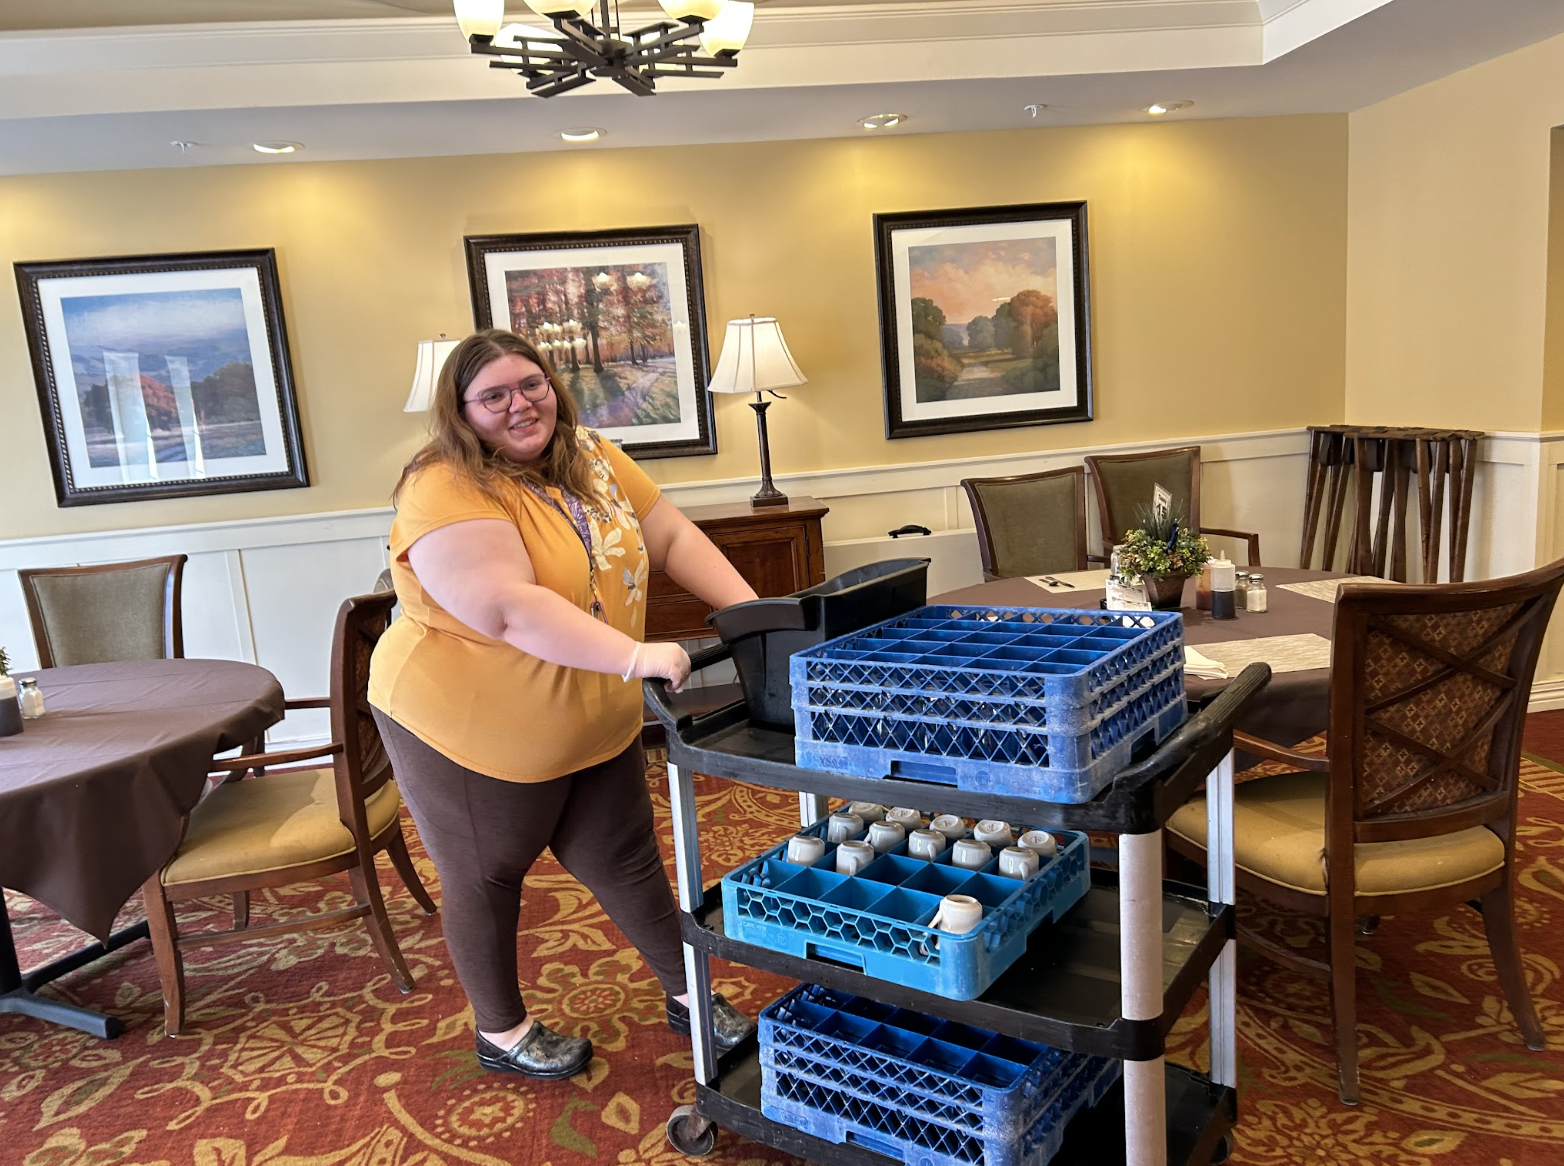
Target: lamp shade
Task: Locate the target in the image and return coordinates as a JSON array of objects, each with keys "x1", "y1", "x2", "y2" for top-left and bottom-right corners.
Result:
[
  {"x1": 658, "y1": 0, "x2": 725, "y2": 20},
  {"x1": 699, "y1": 0, "x2": 752, "y2": 52},
  {"x1": 708, "y1": 316, "x2": 807, "y2": 395},
  {"x1": 405, "y1": 337, "x2": 462, "y2": 412},
  {"x1": 453, "y1": 0, "x2": 503, "y2": 38}
]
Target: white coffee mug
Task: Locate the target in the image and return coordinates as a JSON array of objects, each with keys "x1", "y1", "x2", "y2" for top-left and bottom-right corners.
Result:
[
  {"x1": 908, "y1": 828, "x2": 947, "y2": 861},
  {"x1": 1019, "y1": 830, "x2": 1058, "y2": 859},
  {"x1": 974, "y1": 819, "x2": 1015, "y2": 847},
  {"x1": 998, "y1": 846, "x2": 1041, "y2": 881},
  {"x1": 886, "y1": 807, "x2": 924, "y2": 830},
  {"x1": 848, "y1": 801, "x2": 888, "y2": 824},
  {"x1": 836, "y1": 839, "x2": 876, "y2": 876},
  {"x1": 867, "y1": 820, "x2": 906, "y2": 853},
  {"x1": 951, "y1": 838, "x2": 993, "y2": 870},
  {"x1": 930, "y1": 814, "x2": 969, "y2": 842},
  {"x1": 786, "y1": 834, "x2": 827, "y2": 865},
  {"x1": 928, "y1": 893, "x2": 984, "y2": 934},
  {"x1": 827, "y1": 812, "x2": 865, "y2": 845}
]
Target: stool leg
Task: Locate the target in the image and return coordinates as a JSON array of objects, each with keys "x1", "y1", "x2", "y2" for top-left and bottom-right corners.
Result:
[
  {"x1": 1371, "y1": 440, "x2": 1396, "y2": 578},
  {"x1": 1300, "y1": 429, "x2": 1328, "y2": 569},
  {"x1": 1389, "y1": 441, "x2": 1412, "y2": 582},
  {"x1": 1322, "y1": 444, "x2": 1351, "y2": 572},
  {"x1": 1450, "y1": 435, "x2": 1479, "y2": 582},
  {"x1": 1428, "y1": 438, "x2": 1449, "y2": 583},
  {"x1": 1415, "y1": 438, "x2": 1433, "y2": 582}
]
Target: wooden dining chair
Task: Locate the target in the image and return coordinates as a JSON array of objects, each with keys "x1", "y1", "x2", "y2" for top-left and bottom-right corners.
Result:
[
  {"x1": 961, "y1": 467, "x2": 1094, "y2": 580},
  {"x1": 1085, "y1": 446, "x2": 1261, "y2": 565},
  {"x1": 140, "y1": 591, "x2": 437, "y2": 1036},
  {"x1": 1165, "y1": 558, "x2": 1564, "y2": 1103},
  {"x1": 19, "y1": 555, "x2": 186, "y2": 668}
]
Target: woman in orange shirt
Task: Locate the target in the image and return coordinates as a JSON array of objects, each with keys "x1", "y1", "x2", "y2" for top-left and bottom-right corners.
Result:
[{"x1": 370, "y1": 329, "x2": 758, "y2": 1081}]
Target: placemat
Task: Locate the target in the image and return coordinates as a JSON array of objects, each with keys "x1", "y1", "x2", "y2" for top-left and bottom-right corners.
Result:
[
  {"x1": 1196, "y1": 632, "x2": 1333, "y2": 674},
  {"x1": 1278, "y1": 575, "x2": 1396, "y2": 603},
  {"x1": 1026, "y1": 568, "x2": 1110, "y2": 593}
]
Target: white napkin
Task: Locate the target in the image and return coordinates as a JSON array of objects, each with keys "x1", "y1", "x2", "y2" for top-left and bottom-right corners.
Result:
[{"x1": 1184, "y1": 646, "x2": 1229, "y2": 680}]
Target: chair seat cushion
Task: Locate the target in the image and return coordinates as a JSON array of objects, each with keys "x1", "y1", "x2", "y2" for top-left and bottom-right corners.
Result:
[
  {"x1": 163, "y1": 769, "x2": 402, "y2": 886},
  {"x1": 1166, "y1": 771, "x2": 1504, "y2": 896}
]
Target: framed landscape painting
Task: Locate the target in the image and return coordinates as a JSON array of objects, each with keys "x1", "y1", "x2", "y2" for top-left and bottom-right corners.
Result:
[
  {"x1": 465, "y1": 225, "x2": 716, "y2": 458},
  {"x1": 875, "y1": 202, "x2": 1093, "y2": 439},
  {"x1": 15, "y1": 249, "x2": 308, "y2": 506}
]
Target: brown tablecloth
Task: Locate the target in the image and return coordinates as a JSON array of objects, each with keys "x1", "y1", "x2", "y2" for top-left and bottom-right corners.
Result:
[
  {"x1": 0, "y1": 659, "x2": 285, "y2": 940},
  {"x1": 935, "y1": 566, "x2": 1347, "y2": 750}
]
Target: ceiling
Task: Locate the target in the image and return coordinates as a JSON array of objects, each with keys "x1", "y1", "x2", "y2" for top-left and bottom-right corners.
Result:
[{"x1": 2, "y1": 0, "x2": 1562, "y2": 175}]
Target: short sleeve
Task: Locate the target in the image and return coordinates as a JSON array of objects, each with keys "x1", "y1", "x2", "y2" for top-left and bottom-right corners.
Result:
[
  {"x1": 596, "y1": 434, "x2": 662, "y2": 520},
  {"x1": 391, "y1": 463, "x2": 514, "y2": 559}
]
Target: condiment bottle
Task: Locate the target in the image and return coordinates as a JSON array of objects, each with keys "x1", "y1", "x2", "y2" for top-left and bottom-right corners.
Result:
[
  {"x1": 0, "y1": 677, "x2": 22, "y2": 737},
  {"x1": 1195, "y1": 562, "x2": 1214, "y2": 612},
  {"x1": 17, "y1": 678, "x2": 45, "y2": 719},
  {"x1": 1209, "y1": 558, "x2": 1237, "y2": 620},
  {"x1": 1245, "y1": 573, "x2": 1268, "y2": 613},
  {"x1": 1234, "y1": 573, "x2": 1250, "y2": 607}
]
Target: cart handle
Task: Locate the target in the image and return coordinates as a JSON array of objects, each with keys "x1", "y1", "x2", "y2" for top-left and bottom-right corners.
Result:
[
  {"x1": 642, "y1": 642, "x2": 736, "y2": 734},
  {"x1": 1112, "y1": 661, "x2": 1273, "y2": 786}
]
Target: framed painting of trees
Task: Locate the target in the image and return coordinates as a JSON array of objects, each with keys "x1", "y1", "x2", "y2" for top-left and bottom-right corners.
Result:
[
  {"x1": 14, "y1": 249, "x2": 309, "y2": 506},
  {"x1": 873, "y1": 202, "x2": 1093, "y2": 439},
  {"x1": 465, "y1": 225, "x2": 716, "y2": 458}
]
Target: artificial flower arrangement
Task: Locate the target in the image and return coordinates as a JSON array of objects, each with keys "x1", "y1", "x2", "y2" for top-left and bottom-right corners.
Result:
[{"x1": 1114, "y1": 508, "x2": 1212, "y2": 582}]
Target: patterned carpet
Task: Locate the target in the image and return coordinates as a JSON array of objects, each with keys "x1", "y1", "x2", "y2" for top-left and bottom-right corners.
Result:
[{"x1": 5, "y1": 747, "x2": 1564, "y2": 1166}]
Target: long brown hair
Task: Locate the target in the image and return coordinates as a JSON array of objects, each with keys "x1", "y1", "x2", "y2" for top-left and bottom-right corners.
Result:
[{"x1": 394, "y1": 329, "x2": 598, "y2": 506}]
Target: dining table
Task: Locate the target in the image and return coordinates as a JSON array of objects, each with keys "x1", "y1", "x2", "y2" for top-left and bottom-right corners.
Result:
[
  {"x1": 0, "y1": 658, "x2": 284, "y2": 1038},
  {"x1": 935, "y1": 566, "x2": 1361, "y2": 750}
]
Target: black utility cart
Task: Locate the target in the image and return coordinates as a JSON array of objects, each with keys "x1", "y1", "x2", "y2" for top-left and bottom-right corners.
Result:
[{"x1": 645, "y1": 649, "x2": 1270, "y2": 1166}]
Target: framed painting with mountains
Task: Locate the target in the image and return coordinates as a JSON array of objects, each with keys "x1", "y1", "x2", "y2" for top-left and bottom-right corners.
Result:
[
  {"x1": 15, "y1": 249, "x2": 308, "y2": 506},
  {"x1": 874, "y1": 201, "x2": 1093, "y2": 439}
]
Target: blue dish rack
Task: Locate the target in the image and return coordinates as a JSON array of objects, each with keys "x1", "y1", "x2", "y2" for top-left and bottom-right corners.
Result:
[
  {"x1": 721, "y1": 817, "x2": 1090, "y2": 1000},
  {"x1": 759, "y1": 983, "x2": 1121, "y2": 1166},
  {"x1": 791, "y1": 606, "x2": 1188, "y2": 802}
]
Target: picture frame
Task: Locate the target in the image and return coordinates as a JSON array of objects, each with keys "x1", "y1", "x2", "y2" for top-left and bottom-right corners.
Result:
[
  {"x1": 15, "y1": 249, "x2": 309, "y2": 507},
  {"x1": 875, "y1": 201, "x2": 1093, "y2": 439},
  {"x1": 465, "y1": 225, "x2": 717, "y2": 459}
]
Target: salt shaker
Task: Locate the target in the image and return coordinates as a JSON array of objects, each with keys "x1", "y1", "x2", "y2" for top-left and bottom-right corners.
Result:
[
  {"x1": 1245, "y1": 573, "x2": 1268, "y2": 613},
  {"x1": 17, "y1": 678, "x2": 45, "y2": 720}
]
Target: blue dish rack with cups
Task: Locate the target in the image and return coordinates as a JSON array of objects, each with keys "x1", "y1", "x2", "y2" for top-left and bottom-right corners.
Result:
[
  {"x1": 721, "y1": 815, "x2": 1091, "y2": 1000},
  {"x1": 758, "y1": 983, "x2": 1122, "y2": 1166},
  {"x1": 790, "y1": 605, "x2": 1188, "y2": 803}
]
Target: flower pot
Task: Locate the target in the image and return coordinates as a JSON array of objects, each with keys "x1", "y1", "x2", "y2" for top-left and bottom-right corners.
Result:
[{"x1": 1143, "y1": 572, "x2": 1188, "y2": 611}]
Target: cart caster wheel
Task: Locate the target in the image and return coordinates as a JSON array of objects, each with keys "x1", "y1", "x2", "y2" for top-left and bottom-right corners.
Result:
[
  {"x1": 1210, "y1": 1133, "x2": 1234, "y2": 1164},
  {"x1": 666, "y1": 1105, "x2": 717, "y2": 1157}
]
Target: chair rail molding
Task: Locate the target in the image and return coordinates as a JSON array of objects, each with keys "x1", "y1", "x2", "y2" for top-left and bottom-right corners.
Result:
[{"x1": 6, "y1": 425, "x2": 1561, "y2": 722}]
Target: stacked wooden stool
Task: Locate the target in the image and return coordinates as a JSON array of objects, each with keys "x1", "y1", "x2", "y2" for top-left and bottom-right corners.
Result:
[{"x1": 1299, "y1": 425, "x2": 1482, "y2": 581}]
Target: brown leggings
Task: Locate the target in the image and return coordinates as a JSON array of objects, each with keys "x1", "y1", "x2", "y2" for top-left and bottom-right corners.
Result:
[{"x1": 374, "y1": 711, "x2": 686, "y2": 1032}]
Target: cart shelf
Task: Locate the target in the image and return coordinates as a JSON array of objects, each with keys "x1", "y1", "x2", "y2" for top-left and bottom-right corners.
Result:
[
  {"x1": 661, "y1": 699, "x2": 1220, "y2": 835},
  {"x1": 697, "y1": 1046, "x2": 1235, "y2": 1166},
  {"x1": 683, "y1": 873, "x2": 1232, "y2": 1061}
]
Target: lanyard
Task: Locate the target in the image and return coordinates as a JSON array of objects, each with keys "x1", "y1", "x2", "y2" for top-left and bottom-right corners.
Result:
[{"x1": 526, "y1": 483, "x2": 607, "y2": 622}]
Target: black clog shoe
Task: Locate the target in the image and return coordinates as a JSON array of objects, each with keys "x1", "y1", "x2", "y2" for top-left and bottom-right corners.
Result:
[
  {"x1": 666, "y1": 993, "x2": 757, "y2": 1052},
  {"x1": 476, "y1": 1021, "x2": 593, "y2": 1080}
]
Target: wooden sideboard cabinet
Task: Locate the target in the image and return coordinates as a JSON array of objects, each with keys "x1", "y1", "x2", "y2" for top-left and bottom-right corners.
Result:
[{"x1": 646, "y1": 496, "x2": 830, "y2": 642}]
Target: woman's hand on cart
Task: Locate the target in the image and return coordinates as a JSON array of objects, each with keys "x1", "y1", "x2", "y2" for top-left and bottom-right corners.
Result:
[{"x1": 628, "y1": 642, "x2": 693, "y2": 692}]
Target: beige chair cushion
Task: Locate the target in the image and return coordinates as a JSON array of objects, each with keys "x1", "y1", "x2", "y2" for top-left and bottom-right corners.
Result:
[
  {"x1": 1167, "y1": 771, "x2": 1504, "y2": 896},
  {"x1": 163, "y1": 769, "x2": 402, "y2": 886}
]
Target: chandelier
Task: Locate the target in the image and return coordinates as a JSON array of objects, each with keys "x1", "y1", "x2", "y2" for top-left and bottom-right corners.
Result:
[{"x1": 453, "y1": 0, "x2": 756, "y2": 98}]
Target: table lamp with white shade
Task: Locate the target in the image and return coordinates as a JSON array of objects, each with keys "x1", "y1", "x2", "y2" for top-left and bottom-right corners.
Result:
[
  {"x1": 404, "y1": 335, "x2": 462, "y2": 412},
  {"x1": 707, "y1": 315, "x2": 807, "y2": 507}
]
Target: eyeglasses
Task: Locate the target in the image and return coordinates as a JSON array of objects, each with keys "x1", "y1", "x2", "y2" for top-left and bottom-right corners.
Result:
[{"x1": 464, "y1": 377, "x2": 553, "y2": 413}]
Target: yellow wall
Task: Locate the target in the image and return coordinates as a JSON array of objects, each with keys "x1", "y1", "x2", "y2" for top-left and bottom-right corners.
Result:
[
  {"x1": 1347, "y1": 30, "x2": 1564, "y2": 432},
  {"x1": 1546, "y1": 127, "x2": 1564, "y2": 431},
  {"x1": 0, "y1": 115, "x2": 1347, "y2": 540}
]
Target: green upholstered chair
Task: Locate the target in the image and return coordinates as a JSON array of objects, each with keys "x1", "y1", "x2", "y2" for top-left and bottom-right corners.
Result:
[
  {"x1": 1166, "y1": 559, "x2": 1564, "y2": 1104},
  {"x1": 140, "y1": 591, "x2": 437, "y2": 1036},
  {"x1": 961, "y1": 467, "x2": 1093, "y2": 581},
  {"x1": 1085, "y1": 445, "x2": 1262, "y2": 565},
  {"x1": 19, "y1": 555, "x2": 187, "y2": 668}
]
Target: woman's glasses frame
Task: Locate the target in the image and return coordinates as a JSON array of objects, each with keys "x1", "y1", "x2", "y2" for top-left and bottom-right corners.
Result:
[{"x1": 465, "y1": 378, "x2": 553, "y2": 414}]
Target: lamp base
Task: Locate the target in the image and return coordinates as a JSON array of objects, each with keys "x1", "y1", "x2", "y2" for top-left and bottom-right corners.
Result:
[{"x1": 750, "y1": 484, "x2": 789, "y2": 508}]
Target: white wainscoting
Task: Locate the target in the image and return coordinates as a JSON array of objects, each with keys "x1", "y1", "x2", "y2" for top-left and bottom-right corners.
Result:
[{"x1": 6, "y1": 426, "x2": 1562, "y2": 736}]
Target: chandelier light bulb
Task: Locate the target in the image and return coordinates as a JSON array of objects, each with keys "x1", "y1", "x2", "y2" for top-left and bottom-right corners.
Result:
[
  {"x1": 453, "y1": 0, "x2": 503, "y2": 38},
  {"x1": 659, "y1": 0, "x2": 726, "y2": 19},
  {"x1": 699, "y1": 0, "x2": 752, "y2": 52},
  {"x1": 593, "y1": 271, "x2": 614, "y2": 289}
]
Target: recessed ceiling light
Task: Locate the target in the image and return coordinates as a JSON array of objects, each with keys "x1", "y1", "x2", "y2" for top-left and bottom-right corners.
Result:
[
  {"x1": 559, "y1": 128, "x2": 605, "y2": 143},
  {"x1": 252, "y1": 141, "x2": 301, "y2": 154},
  {"x1": 1145, "y1": 101, "x2": 1193, "y2": 116},
  {"x1": 860, "y1": 113, "x2": 908, "y2": 131},
  {"x1": 1024, "y1": 104, "x2": 1049, "y2": 118}
]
